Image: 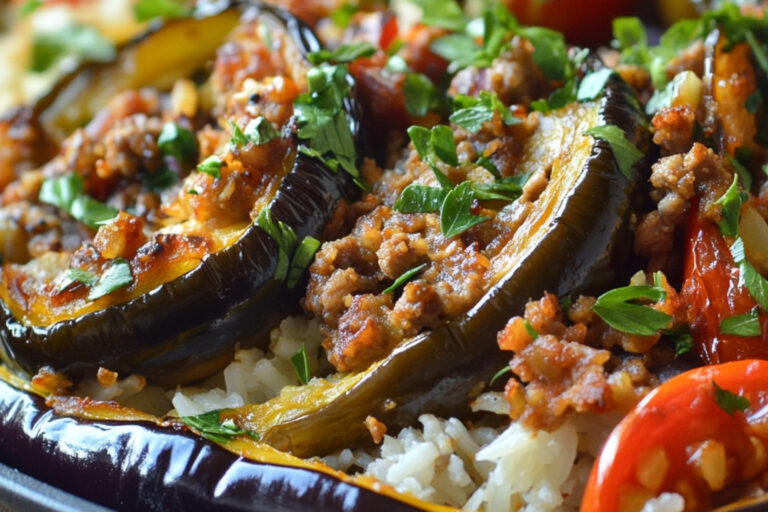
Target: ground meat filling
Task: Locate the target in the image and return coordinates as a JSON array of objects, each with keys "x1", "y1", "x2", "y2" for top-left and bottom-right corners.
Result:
[
  {"x1": 305, "y1": 39, "x2": 550, "y2": 372},
  {"x1": 497, "y1": 293, "x2": 662, "y2": 431}
]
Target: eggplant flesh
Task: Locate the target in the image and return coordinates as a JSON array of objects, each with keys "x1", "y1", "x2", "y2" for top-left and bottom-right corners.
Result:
[
  {"x1": 0, "y1": 2, "x2": 356, "y2": 384},
  {"x1": 242, "y1": 74, "x2": 652, "y2": 457}
]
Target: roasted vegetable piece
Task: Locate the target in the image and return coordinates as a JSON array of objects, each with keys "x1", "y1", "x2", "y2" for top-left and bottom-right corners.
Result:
[
  {"x1": 0, "y1": 2, "x2": 357, "y2": 384},
  {"x1": 582, "y1": 360, "x2": 768, "y2": 512},
  {"x1": 234, "y1": 74, "x2": 651, "y2": 457},
  {"x1": 0, "y1": 376, "x2": 432, "y2": 512},
  {"x1": 681, "y1": 206, "x2": 768, "y2": 363}
]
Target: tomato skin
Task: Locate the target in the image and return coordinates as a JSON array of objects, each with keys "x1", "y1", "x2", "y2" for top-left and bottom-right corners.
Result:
[
  {"x1": 681, "y1": 209, "x2": 768, "y2": 363},
  {"x1": 506, "y1": 0, "x2": 635, "y2": 47},
  {"x1": 582, "y1": 360, "x2": 768, "y2": 512}
]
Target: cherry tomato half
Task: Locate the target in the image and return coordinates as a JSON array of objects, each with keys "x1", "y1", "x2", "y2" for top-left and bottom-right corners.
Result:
[{"x1": 582, "y1": 360, "x2": 768, "y2": 512}]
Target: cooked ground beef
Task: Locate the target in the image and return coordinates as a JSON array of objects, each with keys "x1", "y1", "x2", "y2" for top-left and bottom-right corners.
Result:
[
  {"x1": 497, "y1": 292, "x2": 660, "y2": 431},
  {"x1": 0, "y1": 107, "x2": 57, "y2": 192}
]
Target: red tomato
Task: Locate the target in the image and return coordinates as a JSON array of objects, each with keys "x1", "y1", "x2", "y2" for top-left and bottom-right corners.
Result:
[
  {"x1": 681, "y1": 208, "x2": 768, "y2": 363},
  {"x1": 506, "y1": 0, "x2": 635, "y2": 47},
  {"x1": 582, "y1": 360, "x2": 768, "y2": 512}
]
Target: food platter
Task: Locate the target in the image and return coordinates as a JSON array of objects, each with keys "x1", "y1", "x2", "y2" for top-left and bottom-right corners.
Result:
[{"x1": 3, "y1": 0, "x2": 768, "y2": 511}]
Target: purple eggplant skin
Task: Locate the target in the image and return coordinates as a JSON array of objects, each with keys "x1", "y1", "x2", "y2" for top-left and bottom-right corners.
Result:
[
  {"x1": 0, "y1": 1, "x2": 357, "y2": 385},
  {"x1": 0, "y1": 377, "x2": 422, "y2": 512}
]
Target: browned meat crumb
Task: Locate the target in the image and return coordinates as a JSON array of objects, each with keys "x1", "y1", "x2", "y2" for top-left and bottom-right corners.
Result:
[
  {"x1": 365, "y1": 415, "x2": 388, "y2": 444},
  {"x1": 497, "y1": 293, "x2": 659, "y2": 431},
  {"x1": 652, "y1": 106, "x2": 696, "y2": 157},
  {"x1": 0, "y1": 107, "x2": 58, "y2": 192}
]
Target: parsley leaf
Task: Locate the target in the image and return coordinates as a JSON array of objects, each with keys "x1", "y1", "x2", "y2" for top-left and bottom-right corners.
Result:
[
  {"x1": 256, "y1": 208, "x2": 297, "y2": 283},
  {"x1": 88, "y1": 259, "x2": 133, "y2": 301},
  {"x1": 32, "y1": 24, "x2": 115, "y2": 73},
  {"x1": 39, "y1": 174, "x2": 118, "y2": 229},
  {"x1": 407, "y1": 0, "x2": 468, "y2": 31},
  {"x1": 429, "y1": 34, "x2": 478, "y2": 73},
  {"x1": 471, "y1": 175, "x2": 528, "y2": 203},
  {"x1": 197, "y1": 155, "x2": 223, "y2": 179},
  {"x1": 393, "y1": 185, "x2": 447, "y2": 213},
  {"x1": 673, "y1": 332, "x2": 694, "y2": 357},
  {"x1": 20, "y1": 0, "x2": 43, "y2": 16},
  {"x1": 158, "y1": 122, "x2": 196, "y2": 161},
  {"x1": 307, "y1": 42, "x2": 376, "y2": 65},
  {"x1": 383, "y1": 263, "x2": 427, "y2": 294},
  {"x1": 713, "y1": 173, "x2": 746, "y2": 237},
  {"x1": 440, "y1": 181, "x2": 488, "y2": 238},
  {"x1": 57, "y1": 267, "x2": 99, "y2": 292},
  {"x1": 403, "y1": 73, "x2": 441, "y2": 117},
  {"x1": 721, "y1": 307, "x2": 762, "y2": 337},
  {"x1": 231, "y1": 117, "x2": 279, "y2": 147},
  {"x1": 145, "y1": 168, "x2": 177, "y2": 191},
  {"x1": 450, "y1": 91, "x2": 519, "y2": 132},
  {"x1": 294, "y1": 64, "x2": 360, "y2": 181},
  {"x1": 593, "y1": 284, "x2": 672, "y2": 336},
  {"x1": 731, "y1": 238, "x2": 768, "y2": 311},
  {"x1": 134, "y1": 0, "x2": 191, "y2": 21},
  {"x1": 407, "y1": 125, "x2": 455, "y2": 189},
  {"x1": 713, "y1": 380, "x2": 749, "y2": 416},
  {"x1": 489, "y1": 366, "x2": 512, "y2": 385},
  {"x1": 577, "y1": 69, "x2": 615, "y2": 102},
  {"x1": 290, "y1": 345, "x2": 311, "y2": 385},
  {"x1": 181, "y1": 410, "x2": 259, "y2": 444},
  {"x1": 330, "y1": 3, "x2": 357, "y2": 28},
  {"x1": 286, "y1": 236, "x2": 320, "y2": 289},
  {"x1": 727, "y1": 154, "x2": 753, "y2": 193},
  {"x1": 517, "y1": 26, "x2": 569, "y2": 81},
  {"x1": 584, "y1": 124, "x2": 643, "y2": 179}
]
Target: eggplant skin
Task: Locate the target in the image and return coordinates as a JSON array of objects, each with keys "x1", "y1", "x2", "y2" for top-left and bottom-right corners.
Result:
[
  {"x1": 0, "y1": 2, "x2": 357, "y2": 384},
  {"x1": 0, "y1": 377, "x2": 422, "y2": 512}
]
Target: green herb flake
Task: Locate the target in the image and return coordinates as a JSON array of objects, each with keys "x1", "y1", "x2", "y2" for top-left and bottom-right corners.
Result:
[
  {"x1": 727, "y1": 154, "x2": 753, "y2": 193},
  {"x1": 450, "y1": 91, "x2": 519, "y2": 133},
  {"x1": 197, "y1": 156, "x2": 224, "y2": 179},
  {"x1": 181, "y1": 410, "x2": 259, "y2": 444},
  {"x1": 523, "y1": 320, "x2": 538, "y2": 340},
  {"x1": 229, "y1": 121, "x2": 249, "y2": 147},
  {"x1": 746, "y1": 30, "x2": 768, "y2": 75},
  {"x1": 593, "y1": 284, "x2": 672, "y2": 336},
  {"x1": 70, "y1": 196, "x2": 119, "y2": 228},
  {"x1": 290, "y1": 345, "x2": 311, "y2": 385},
  {"x1": 440, "y1": 181, "x2": 488, "y2": 238},
  {"x1": 489, "y1": 366, "x2": 512, "y2": 385},
  {"x1": 713, "y1": 380, "x2": 750, "y2": 416},
  {"x1": 475, "y1": 155, "x2": 500, "y2": 179},
  {"x1": 39, "y1": 174, "x2": 117, "y2": 229},
  {"x1": 584, "y1": 124, "x2": 643, "y2": 179},
  {"x1": 158, "y1": 122, "x2": 196, "y2": 161},
  {"x1": 393, "y1": 184, "x2": 447, "y2": 214},
  {"x1": 307, "y1": 42, "x2": 376, "y2": 65},
  {"x1": 407, "y1": 0, "x2": 468, "y2": 31},
  {"x1": 577, "y1": 69, "x2": 614, "y2": 102},
  {"x1": 721, "y1": 307, "x2": 762, "y2": 337},
  {"x1": 471, "y1": 174, "x2": 530, "y2": 203},
  {"x1": 32, "y1": 24, "x2": 115, "y2": 73},
  {"x1": 20, "y1": 0, "x2": 43, "y2": 16},
  {"x1": 429, "y1": 34, "x2": 478, "y2": 73},
  {"x1": 286, "y1": 236, "x2": 321, "y2": 290},
  {"x1": 256, "y1": 208, "x2": 298, "y2": 283},
  {"x1": 713, "y1": 173, "x2": 746, "y2": 237},
  {"x1": 56, "y1": 267, "x2": 99, "y2": 292},
  {"x1": 383, "y1": 263, "x2": 427, "y2": 295},
  {"x1": 88, "y1": 259, "x2": 133, "y2": 301},
  {"x1": 403, "y1": 73, "x2": 440, "y2": 117},
  {"x1": 330, "y1": 3, "x2": 357, "y2": 28},
  {"x1": 134, "y1": 0, "x2": 192, "y2": 22},
  {"x1": 244, "y1": 117, "x2": 279, "y2": 146},
  {"x1": 673, "y1": 333, "x2": 694, "y2": 357},
  {"x1": 731, "y1": 238, "x2": 768, "y2": 311},
  {"x1": 145, "y1": 167, "x2": 177, "y2": 192}
]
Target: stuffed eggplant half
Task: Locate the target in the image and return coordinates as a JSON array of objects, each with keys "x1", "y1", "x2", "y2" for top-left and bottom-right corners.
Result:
[{"x1": 0, "y1": 1, "x2": 357, "y2": 384}]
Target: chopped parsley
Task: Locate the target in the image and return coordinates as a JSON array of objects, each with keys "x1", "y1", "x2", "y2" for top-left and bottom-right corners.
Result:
[
  {"x1": 87, "y1": 259, "x2": 133, "y2": 301},
  {"x1": 673, "y1": 332, "x2": 694, "y2": 357},
  {"x1": 290, "y1": 345, "x2": 311, "y2": 385},
  {"x1": 406, "y1": 0, "x2": 467, "y2": 31},
  {"x1": 403, "y1": 73, "x2": 443, "y2": 117},
  {"x1": 39, "y1": 174, "x2": 118, "y2": 229},
  {"x1": 158, "y1": 122, "x2": 196, "y2": 161},
  {"x1": 197, "y1": 155, "x2": 223, "y2": 179},
  {"x1": 134, "y1": 0, "x2": 192, "y2": 22},
  {"x1": 489, "y1": 366, "x2": 512, "y2": 385},
  {"x1": 294, "y1": 63, "x2": 361, "y2": 185},
  {"x1": 56, "y1": 268, "x2": 98, "y2": 292},
  {"x1": 20, "y1": 0, "x2": 43, "y2": 16},
  {"x1": 713, "y1": 380, "x2": 749, "y2": 416},
  {"x1": 181, "y1": 410, "x2": 259, "y2": 444},
  {"x1": 330, "y1": 3, "x2": 358, "y2": 28},
  {"x1": 440, "y1": 181, "x2": 488, "y2": 238},
  {"x1": 230, "y1": 117, "x2": 279, "y2": 148},
  {"x1": 721, "y1": 307, "x2": 762, "y2": 337},
  {"x1": 713, "y1": 173, "x2": 747, "y2": 237},
  {"x1": 576, "y1": 69, "x2": 615, "y2": 102},
  {"x1": 727, "y1": 153, "x2": 753, "y2": 193},
  {"x1": 450, "y1": 91, "x2": 519, "y2": 132},
  {"x1": 145, "y1": 168, "x2": 178, "y2": 192},
  {"x1": 584, "y1": 124, "x2": 643, "y2": 179},
  {"x1": 256, "y1": 208, "x2": 319, "y2": 287},
  {"x1": 393, "y1": 184, "x2": 448, "y2": 213},
  {"x1": 730, "y1": 238, "x2": 768, "y2": 311},
  {"x1": 31, "y1": 24, "x2": 115, "y2": 73},
  {"x1": 383, "y1": 263, "x2": 427, "y2": 294},
  {"x1": 593, "y1": 283, "x2": 672, "y2": 336},
  {"x1": 307, "y1": 42, "x2": 376, "y2": 65}
]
